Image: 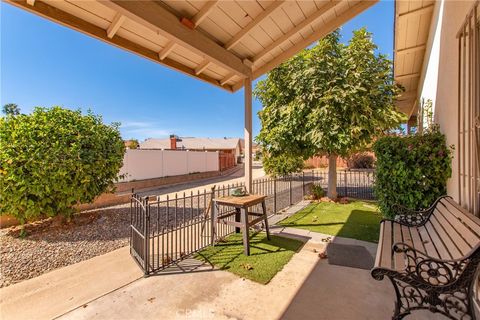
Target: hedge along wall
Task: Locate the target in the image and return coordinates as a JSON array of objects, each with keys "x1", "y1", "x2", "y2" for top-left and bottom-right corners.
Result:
[{"x1": 373, "y1": 126, "x2": 453, "y2": 218}]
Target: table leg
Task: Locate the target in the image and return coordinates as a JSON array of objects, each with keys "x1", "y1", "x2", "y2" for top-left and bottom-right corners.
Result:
[
  {"x1": 261, "y1": 201, "x2": 270, "y2": 240},
  {"x1": 235, "y1": 208, "x2": 241, "y2": 233},
  {"x1": 241, "y1": 207, "x2": 250, "y2": 256}
]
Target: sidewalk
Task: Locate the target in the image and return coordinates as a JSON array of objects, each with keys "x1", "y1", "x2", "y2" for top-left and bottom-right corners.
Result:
[{"x1": 0, "y1": 247, "x2": 142, "y2": 320}]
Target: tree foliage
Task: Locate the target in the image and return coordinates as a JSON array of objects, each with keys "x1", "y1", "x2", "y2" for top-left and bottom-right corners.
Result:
[
  {"x1": 262, "y1": 153, "x2": 304, "y2": 177},
  {"x1": 126, "y1": 139, "x2": 139, "y2": 149},
  {"x1": 0, "y1": 107, "x2": 125, "y2": 223},
  {"x1": 254, "y1": 28, "x2": 405, "y2": 194},
  {"x1": 374, "y1": 125, "x2": 453, "y2": 218},
  {"x1": 2, "y1": 103, "x2": 20, "y2": 116}
]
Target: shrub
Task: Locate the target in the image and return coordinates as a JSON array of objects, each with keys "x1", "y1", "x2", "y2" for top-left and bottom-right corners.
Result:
[
  {"x1": 263, "y1": 153, "x2": 304, "y2": 177},
  {"x1": 311, "y1": 184, "x2": 325, "y2": 199},
  {"x1": 0, "y1": 107, "x2": 125, "y2": 224},
  {"x1": 347, "y1": 152, "x2": 375, "y2": 169},
  {"x1": 373, "y1": 125, "x2": 453, "y2": 218}
]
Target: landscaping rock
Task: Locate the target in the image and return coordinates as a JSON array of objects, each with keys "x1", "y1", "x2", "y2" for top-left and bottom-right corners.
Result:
[{"x1": 0, "y1": 204, "x2": 130, "y2": 288}]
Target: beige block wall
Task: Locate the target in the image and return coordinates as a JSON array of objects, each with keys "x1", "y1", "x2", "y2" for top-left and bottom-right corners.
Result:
[
  {"x1": 119, "y1": 149, "x2": 219, "y2": 181},
  {"x1": 432, "y1": 0, "x2": 473, "y2": 202}
]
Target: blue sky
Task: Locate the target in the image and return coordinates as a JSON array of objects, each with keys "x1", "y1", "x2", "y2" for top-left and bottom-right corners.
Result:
[{"x1": 1, "y1": 1, "x2": 394, "y2": 141}]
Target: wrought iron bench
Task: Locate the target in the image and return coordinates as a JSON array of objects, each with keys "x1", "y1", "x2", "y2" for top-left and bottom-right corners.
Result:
[{"x1": 371, "y1": 196, "x2": 480, "y2": 320}]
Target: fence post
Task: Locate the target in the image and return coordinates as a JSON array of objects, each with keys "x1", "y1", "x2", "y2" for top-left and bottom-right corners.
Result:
[
  {"x1": 344, "y1": 170, "x2": 347, "y2": 197},
  {"x1": 273, "y1": 178, "x2": 277, "y2": 214},
  {"x1": 289, "y1": 175, "x2": 293, "y2": 205},
  {"x1": 302, "y1": 171, "x2": 305, "y2": 198},
  {"x1": 143, "y1": 197, "x2": 150, "y2": 276},
  {"x1": 210, "y1": 188, "x2": 216, "y2": 246}
]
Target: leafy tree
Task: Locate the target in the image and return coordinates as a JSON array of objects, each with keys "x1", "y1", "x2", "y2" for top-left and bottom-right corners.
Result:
[
  {"x1": 126, "y1": 139, "x2": 139, "y2": 149},
  {"x1": 255, "y1": 28, "x2": 405, "y2": 198},
  {"x1": 0, "y1": 107, "x2": 125, "y2": 226},
  {"x1": 263, "y1": 153, "x2": 304, "y2": 177},
  {"x1": 2, "y1": 103, "x2": 20, "y2": 116}
]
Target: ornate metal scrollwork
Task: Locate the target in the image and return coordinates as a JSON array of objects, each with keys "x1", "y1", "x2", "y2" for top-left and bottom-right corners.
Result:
[
  {"x1": 393, "y1": 243, "x2": 468, "y2": 287},
  {"x1": 373, "y1": 243, "x2": 480, "y2": 320},
  {"x1": 391, "y1": 196, "x2": 451, "y2": 227},
  {"x1": 392, "y1": 204, "x2": 434, "y2": 227},
  {"x1": 389, "y1": 278, "x2": 472, "y2": 320}
]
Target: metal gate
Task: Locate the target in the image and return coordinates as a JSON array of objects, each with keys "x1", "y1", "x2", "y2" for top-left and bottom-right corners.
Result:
[{"x1": 130, "y1": 185, "x2": 240, "y2": 275}]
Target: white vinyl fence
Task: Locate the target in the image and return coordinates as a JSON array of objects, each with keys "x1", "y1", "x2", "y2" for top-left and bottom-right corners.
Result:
[{"x1": 119, "y1": 149, "x2": 219, "y2": 181}]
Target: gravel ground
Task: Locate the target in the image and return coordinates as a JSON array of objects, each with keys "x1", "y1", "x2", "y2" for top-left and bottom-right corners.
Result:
[{"x1": 0, "y1": 204, "x2": 130, "y2": 288}]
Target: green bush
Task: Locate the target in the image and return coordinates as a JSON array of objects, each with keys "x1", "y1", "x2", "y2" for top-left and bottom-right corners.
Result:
[
  {"x1": 262, "y1": 153, "x2": 304, "y2": 177},
  {"x1": 373, "y1": 126, "x2": 453, "y2": 218},
  {"x1": 0, "y1": 107, "x2": 125, "y2": 224},
  {"x1": 311, "y1": 184, "x2": 325, "y2": 199}
]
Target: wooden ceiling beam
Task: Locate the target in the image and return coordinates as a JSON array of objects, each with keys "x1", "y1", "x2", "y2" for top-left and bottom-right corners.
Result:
[
  {"x1": 398, "y1": 4, "x2": 434, "y2": 19},
  {"x1": 3, "y1": 0, "x2": 234, "y2": 92},
  {"x1": 102, "y1": 0, "x2": 251, "y2": 77},
  {"x1": 220, "y1": 73, "x2": 236, "y2": 86},
  {"x1": 253, "y1": 0, "x2": 340, "y2": 63},
  {"x1": 158, "y1": 41, "x2": 176, "y2": 60},
  {"x1": 395, "y1": 72, "x2": 420, "y2": 80},
  {"x1": 225, "y1": 0, "x2": 285, "y2": 50},
  {"x1": 248, "y1": 0, "x2": 378, "y2": 82},
  {"x1": 26, "y1": 0, "x2": 34, "y2": 5},
  {"x1": 106, "y1": 13, "x2": 125, "y2": 39},
  {"x1": 395, "y1": 44, "x2": 426, "y2": 55},
  {"x1": 191, "y1": 1, "x2": 219, "y2": 28},
  {"x1": 195, "y1": 59, "x2": 211, "y2": 75}
]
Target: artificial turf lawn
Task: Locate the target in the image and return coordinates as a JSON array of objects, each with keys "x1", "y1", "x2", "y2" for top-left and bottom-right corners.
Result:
[
  {"x1": 197, "y1": 232, "x2": 303, "y2": 284},
  {"x1": 279, "y1": 200, "x2": 382, "y2": 243}
]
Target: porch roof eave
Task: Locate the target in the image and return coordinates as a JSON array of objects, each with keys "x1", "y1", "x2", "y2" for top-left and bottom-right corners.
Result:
[{"x1": 5, "y1": 0, "x2": 378, "y2": 92}]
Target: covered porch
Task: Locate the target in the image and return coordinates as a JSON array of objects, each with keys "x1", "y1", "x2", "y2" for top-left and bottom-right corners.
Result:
[{"x1": 3, "y1": 0, "x2": 477, "y2": 319}]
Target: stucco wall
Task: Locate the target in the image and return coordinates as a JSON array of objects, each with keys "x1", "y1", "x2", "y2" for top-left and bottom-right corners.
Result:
[
  {"x1": 426, "y1": 0, "x2": 473, "y2": 201},
  {"x1": 119, "y1": 149, "x2": 219, "y2": 181}
]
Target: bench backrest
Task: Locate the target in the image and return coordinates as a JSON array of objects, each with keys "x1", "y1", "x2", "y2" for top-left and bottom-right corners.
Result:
[{"x1": 425, "y1": 197, "x2": 480, "y2": 260}]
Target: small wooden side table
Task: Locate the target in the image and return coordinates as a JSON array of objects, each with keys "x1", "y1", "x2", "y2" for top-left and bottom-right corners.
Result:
[{"x1": 212, "y1": 194, "x2": 270, "y2": 256}]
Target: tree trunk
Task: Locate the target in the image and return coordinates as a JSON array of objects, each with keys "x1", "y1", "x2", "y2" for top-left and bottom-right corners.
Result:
[{"x1": 327, "y1": 154, "x2": 338, "y2": 199}]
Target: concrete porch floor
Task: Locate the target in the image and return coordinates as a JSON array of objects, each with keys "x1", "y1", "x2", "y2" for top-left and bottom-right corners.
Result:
[
  {"x1": 1, "y1": 229, "x2": 445, "y2": 320},
  {"x1": 57, "y1": 229, "x2": 443, "y2": 320}
]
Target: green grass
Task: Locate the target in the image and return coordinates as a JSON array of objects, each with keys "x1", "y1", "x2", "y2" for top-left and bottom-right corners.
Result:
[
  {"x1": 279, "y1": 200, "x2": 382, "y2": 243},
  {"x1": 197, "y1": 232, "x2": 303, "y2": 284}
]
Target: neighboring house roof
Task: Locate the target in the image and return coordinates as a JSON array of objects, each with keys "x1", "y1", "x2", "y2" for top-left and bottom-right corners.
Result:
[{"x1": 140, "y1": 137, "x2": 240, "y2": 150}]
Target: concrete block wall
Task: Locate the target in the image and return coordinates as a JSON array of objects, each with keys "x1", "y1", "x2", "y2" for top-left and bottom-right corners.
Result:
[{"x1": 119, "y1": 149, "x2": 219, "y2": 182}]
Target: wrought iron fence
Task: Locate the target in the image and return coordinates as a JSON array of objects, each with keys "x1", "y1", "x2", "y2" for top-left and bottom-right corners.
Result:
[
  {"x1": 130, "y1": 169, "x2": 375, "y2": 275},
  {"x1": 309, "y1": 169, "x2": 376, "y2": 200}
]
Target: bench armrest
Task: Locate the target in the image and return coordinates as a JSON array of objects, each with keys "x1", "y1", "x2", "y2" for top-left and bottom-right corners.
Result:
[
  {"x1": 391, "y1": 196, "x2": 450, "y2": 227},
  {"x1": 391, "y1": 205, "x2": 433, "y2": 226},
  {"x1": 392, "y1": 242, "x2": 469, "y2": 287}
]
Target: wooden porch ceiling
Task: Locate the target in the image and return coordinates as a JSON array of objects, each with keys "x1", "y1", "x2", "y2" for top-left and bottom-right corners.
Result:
[
  {"x1": 5, "y1": 0, "x2": 378, "y2": 92},
  {"x1": 394, "y1": 0, "x2": 435, "y2": 116}
]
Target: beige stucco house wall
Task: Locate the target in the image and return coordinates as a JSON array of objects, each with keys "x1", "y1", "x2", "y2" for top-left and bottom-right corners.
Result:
[{"x1": 419, "y1": 0, "x2": 475, "y2": 203}]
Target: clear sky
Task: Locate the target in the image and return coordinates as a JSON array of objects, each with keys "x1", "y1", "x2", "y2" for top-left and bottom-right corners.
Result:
[{"x1": 1, "y1": 1, "x2": 394, "y2": 141}]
